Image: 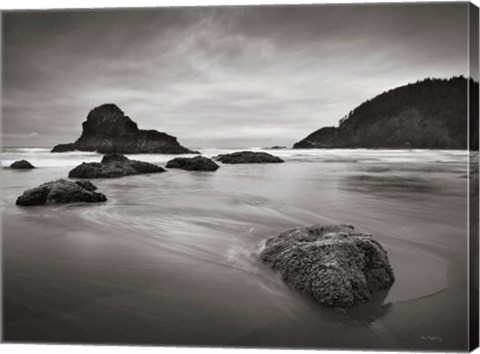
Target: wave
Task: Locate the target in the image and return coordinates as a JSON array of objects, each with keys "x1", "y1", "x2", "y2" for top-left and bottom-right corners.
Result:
[
  {"x1": 0, "y1": 147, "x2": 469, "y2": 169},
  {"x1": 4, "y1": 147, "x2": 51, "y2": 152}
]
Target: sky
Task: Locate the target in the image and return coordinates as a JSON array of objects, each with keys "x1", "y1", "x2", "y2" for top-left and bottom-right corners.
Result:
[{"x1": 2, "y1": 3, "x2": 470, "y2": 148}]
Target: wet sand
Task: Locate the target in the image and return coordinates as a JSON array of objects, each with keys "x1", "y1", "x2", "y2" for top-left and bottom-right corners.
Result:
[{"x1": 1, "y1": 148, "x2": 470, "y2": 350}]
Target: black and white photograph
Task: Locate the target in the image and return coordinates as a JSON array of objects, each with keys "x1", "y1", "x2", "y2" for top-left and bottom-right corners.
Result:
[{"x1": 1, "y1": 1, "x2": 479, "y2": 352}]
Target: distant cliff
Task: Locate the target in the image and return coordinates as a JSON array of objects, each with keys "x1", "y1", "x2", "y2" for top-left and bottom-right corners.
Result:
[
  {"x1": 52, "y1": 104, "x2": 196, "y2": 154},
  {"x1": 294, "y1": 77, "x2": 478, "y2": 150}
]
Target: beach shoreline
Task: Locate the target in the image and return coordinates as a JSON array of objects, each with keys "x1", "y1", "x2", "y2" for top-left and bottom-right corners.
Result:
[{"x1": 2, "y1": 148, "x2": 470, "y2": 350}]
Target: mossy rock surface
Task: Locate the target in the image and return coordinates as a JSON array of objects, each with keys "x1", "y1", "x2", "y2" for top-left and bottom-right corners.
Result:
[{"x1": 261, "y1": 224, "x2": 395, "y2": 308}]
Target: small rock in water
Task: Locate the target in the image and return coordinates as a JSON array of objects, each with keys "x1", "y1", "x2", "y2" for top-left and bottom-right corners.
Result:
[
  {"x1": 264, "y1": 146, "x2": 287, "y2": 150},
  {"x1": 9, "y1": 160, "x2": 35, "y2": 169},
  {"x1": 166, "y1": 156, "x2": 219, "y2": 171},
  {"x1": 16, "y1": 179, "x2": 107, "y2": 206},
  {"x1": 51, "y1": 143, "x2": 76, "y2": 152},
  {"x1": 68, "y1": 153, "x2": 166, "y2": 178},
  {"x1": 260, "y1": 224, "x2": 395, "y2": 308},
  {"x1": 213, "y1": 151, "x2": 284, "y2": 164},
  {"x1": 100, "y1": 153, "x2": 129, "y2": 164}
]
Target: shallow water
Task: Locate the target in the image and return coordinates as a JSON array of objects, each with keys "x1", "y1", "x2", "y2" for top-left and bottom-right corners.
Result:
[{"x1": 1, "y1": 148, "x2": 471, "y2": 350}]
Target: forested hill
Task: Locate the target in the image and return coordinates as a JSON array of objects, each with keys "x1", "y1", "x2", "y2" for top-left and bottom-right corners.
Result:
[{"x1": 293, "y1": 77, "x2": 478, "y2": 150}]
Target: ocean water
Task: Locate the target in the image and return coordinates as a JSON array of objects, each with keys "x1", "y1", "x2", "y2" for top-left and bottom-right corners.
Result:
[{"x1": 1, "y1": 148, "x2": 472, "y2": 350}]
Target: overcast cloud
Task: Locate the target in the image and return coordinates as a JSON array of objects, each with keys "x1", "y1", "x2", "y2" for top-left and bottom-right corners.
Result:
[{"x1": 2, "y1": 3, "x2": 469, "y2": 148}]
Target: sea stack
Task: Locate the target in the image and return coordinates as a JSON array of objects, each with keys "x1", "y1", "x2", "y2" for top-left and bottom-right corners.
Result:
[{"x1": 52, "y1": 104, "x2": 196, "y2": 154}]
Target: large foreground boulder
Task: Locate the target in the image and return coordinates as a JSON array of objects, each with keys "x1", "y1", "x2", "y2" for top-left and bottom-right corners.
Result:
[
  {"x1": 51, "y1": 104, "x2": 196, "y2": 154},
  {"x1": 9, "y1": 160, "x2": 35, "y2": 169},
  {"x1": 16, "y1": 179, "x2": 107, "y2": 206},
  {"x1": 214, "y1": 151, "x2": 284, "y2": 164},
  {"x1": 166, "y1": 156, "x2": 219, "y2": 171},
  {"x1": 69, "y1": 153, "x2": 166, "y2": 178},
  {"x1": 260, "y1": 224, "x2": 395, "y2": 308}
]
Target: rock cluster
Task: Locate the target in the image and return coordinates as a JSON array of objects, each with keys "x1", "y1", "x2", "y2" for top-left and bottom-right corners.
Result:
[
  {"x1": 16, "y1": 179, "x2": 107, "y2": 206},
  {"x1": 68, "y1": 153, "x2": 165, "y2": 179},
  {"x1": 166, "y1": 156, "x2": 219, "y2": 171},
  {"x1": 260, "y1": 224, "x2": 395, "y2": 308},
  {"x1": 214, "y1": 151, "x2": 284, "y2": 164}
]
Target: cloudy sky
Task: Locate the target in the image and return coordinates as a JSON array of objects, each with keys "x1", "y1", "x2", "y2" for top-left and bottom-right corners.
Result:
[{"x1": 2, "y1": 3, "x2": 469, "y2": 148}]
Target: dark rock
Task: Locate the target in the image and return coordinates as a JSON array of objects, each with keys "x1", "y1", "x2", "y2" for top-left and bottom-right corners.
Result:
[
  {"x1": 51, "y1": 143, "x2": 76, "y2": 152},
  {"x1": 74, "y1": 180, "x2": 97, "y2": 191},
  {"x1": 100, "y1": 153, "x2": 129, "y2": 164},
  {"x1": 166, "y1": 156, "x2": 219, "y2": 171},
  {"x1": 214, "y1": 151, "x2": 284, "y2": 164},
  {"x1": 51, "y1": 104, "x2": 196, "y2": 154},
  {"x1": 9, "y1": 160, "x2": 35, "y2": 169},
  {"x1": 260, "y1": 224, "x2": 395, "y2": 308},
  {"x1": 16, "y1": 179, "x2": 107, "y2": 206},
  {"x1": 293, "y1": 77, "x2": 477, "y2": 150},
  {"x1": 264, "y1": 146, "x2": 287, "y2": 150},
  {"x1": 68, "y1": 153, "x2": 166, "y2": 178}
]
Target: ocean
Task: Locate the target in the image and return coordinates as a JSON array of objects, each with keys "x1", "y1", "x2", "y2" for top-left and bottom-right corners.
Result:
[{"x1": 1, "y1": 148, "x2": 472, "y2": 350}]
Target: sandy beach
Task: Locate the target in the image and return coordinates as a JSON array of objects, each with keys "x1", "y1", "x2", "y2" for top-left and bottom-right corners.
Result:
[{"x1": 1, "y1": 148, "x2": 470, "y2": 350}]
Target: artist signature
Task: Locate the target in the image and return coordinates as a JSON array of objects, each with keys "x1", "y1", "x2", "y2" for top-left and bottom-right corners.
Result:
[{"x1": 420, "y1": 336, "x2": 443, "y2": 342}]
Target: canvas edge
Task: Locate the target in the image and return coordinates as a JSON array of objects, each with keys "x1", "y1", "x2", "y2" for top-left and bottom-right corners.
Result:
[{"x1": 468, "y1": 1, "x2": 480, "y2": 352}]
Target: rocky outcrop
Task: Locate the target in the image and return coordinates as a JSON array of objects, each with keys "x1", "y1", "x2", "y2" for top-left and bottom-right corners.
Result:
[
  {"x1": 260, "y1": 224, "x2": 395, "y2": 308},
  {"x1": 68, "y1": 153, "x2": 166, "y2": 178},
  {"x1": 214, "y1": 151, "x2": 284, "y2": 164},
  {"x1": 51, "y1": 104, "x2": 196, "y2": 154},
  {"x1": 16, "y1": 179, "x2": 107, "y2": 206},
  {"x1": 9, "y1": 160, "x2": 35, "y2": 169},
  {"x1": 166, "y1": 156, "x2": 219, "y2": 171},
  {"x1": 51, "y1": 143, "x2": 76, "y2": 152},
  {"x1": 294, "y1": 77, "x2": 476, "y2": 150},
  {"x1": 264, "y1": 146, "x2": 287, "y2": 150}
]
